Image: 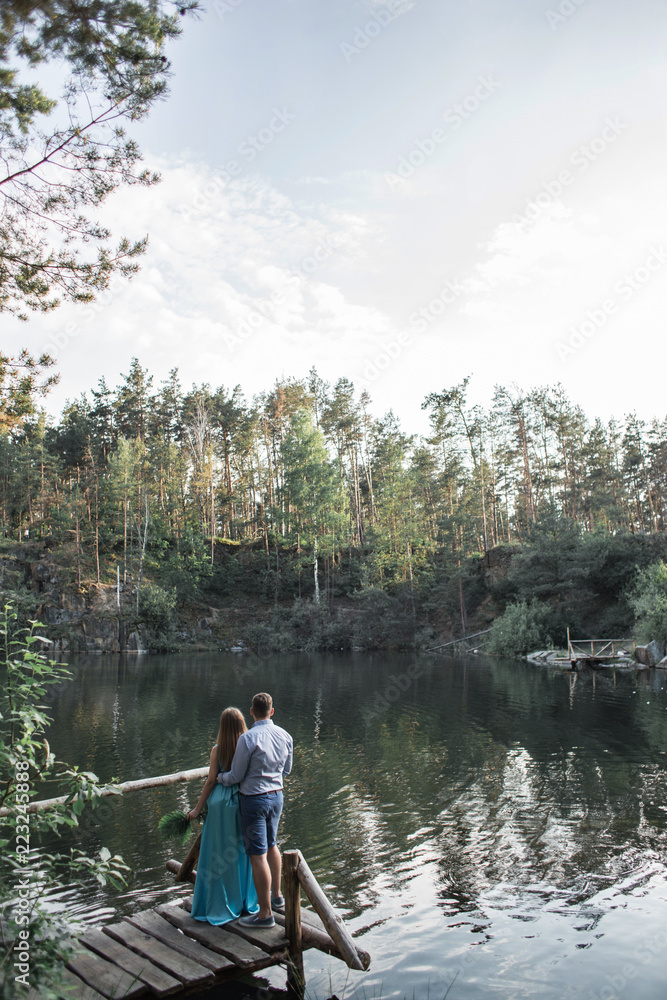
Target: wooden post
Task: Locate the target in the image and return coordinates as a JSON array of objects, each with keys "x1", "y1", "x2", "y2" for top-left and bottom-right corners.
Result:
[
  {"x1": 283, "y1": 850, "x2": 304, "y2": 997},
  {"x1": 176, "y1": 832, "x2": 201, "y2": 882},
  {"x1": 166, "y1": 858, "x2": 195, "y2": 882},
  {"x1": 294, "y1": 850, "x2": 369, "y2": 971}
]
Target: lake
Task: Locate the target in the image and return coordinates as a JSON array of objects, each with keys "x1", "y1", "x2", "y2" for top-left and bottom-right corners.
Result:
[{"x1": 41, "y1": 651, "x2": 667, "y2": 999}]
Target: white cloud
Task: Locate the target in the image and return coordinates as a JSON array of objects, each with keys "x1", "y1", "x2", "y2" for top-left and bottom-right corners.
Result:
[
  {"x1": 5, "y1": 158, "x2": 401, "y2": 411},
  {"x1": 7, "y1": 132, "x2": 667, "y2": 434}
]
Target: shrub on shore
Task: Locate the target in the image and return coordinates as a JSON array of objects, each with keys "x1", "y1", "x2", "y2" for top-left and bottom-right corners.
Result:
[{"x1": 487, "y1": 599, "x2": 553, "y2": 657}]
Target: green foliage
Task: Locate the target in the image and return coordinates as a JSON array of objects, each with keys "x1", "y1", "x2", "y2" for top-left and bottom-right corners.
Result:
[
  {"x1": 488, "y1": 600, "x2": 554, "y2": 657},
  {"x1": 489, "y1": 521, "x2": 662, "y2": 640},
  {"x1": 629, "y1": 562, "x2": 667, "y2": 646},
  {"x1": 0, "y1": 351, "x2": 58, "y2": 430},
  {"x1": 243, "y1": 589, "x2": 423, "y2": 652},
  {"x1": 158, "y1": 531, "x2": 213, "y2": 602},
  {"x1": 0, "y1": 1, "x2": 199, "y2": 319},
  {"x1": 351, "y1": 585, "x2": 418, "y2": 649},
  {"x1": 0, "y1": 605, "x2": 128, "y2": 997},
  {"x1": 245, "y1": 599, "x2": 351, "y2": 652},
  {"x1": 139, "y1": 581, "x2": 178, "y2": 651},
  {"x1": 158, "y1": 809, "x2": 194, "y2": 846}
]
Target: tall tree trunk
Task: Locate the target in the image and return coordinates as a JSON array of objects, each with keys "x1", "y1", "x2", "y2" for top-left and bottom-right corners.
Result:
[
  {"x1": 136, "y1": 494, "x2": 149, "y2": 613},
  {"x1": 210, "y1": 457, "x2": 215, "y2": 565},
  {"x1": 313, "y1": 531, "x2": 319, "y2": 604}
]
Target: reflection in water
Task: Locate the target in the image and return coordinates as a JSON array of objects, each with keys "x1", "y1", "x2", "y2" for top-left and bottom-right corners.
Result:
[{"x1": 42, "y1": 652, "x2": 667, "y2": 999}]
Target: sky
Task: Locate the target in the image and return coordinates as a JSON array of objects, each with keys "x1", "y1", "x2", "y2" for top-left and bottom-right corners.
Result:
[{"x1": 6, "y1": 0, "x2": 667, "y2": 434}]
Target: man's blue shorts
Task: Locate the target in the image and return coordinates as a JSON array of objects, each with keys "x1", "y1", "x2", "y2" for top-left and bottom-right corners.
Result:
[{"x1": 239, "y1": 790, "x2": 283, "y2": 855}]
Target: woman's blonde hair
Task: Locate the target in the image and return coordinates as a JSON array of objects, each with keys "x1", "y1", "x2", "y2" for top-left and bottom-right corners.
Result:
[{"x1": 216, "y1": 707, "x2": 247, "y2": 770}]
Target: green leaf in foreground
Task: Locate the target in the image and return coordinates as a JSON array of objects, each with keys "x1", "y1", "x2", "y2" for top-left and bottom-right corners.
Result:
[{"x1": 158, "y1": 809, "x2": 193, "y2": 846}]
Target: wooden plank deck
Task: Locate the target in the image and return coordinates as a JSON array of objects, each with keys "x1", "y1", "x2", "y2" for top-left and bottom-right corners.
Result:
[
  {"x1": 52, "y1": 894, "x2": 339, "y2": 999},
  {"x1": 155, "y1": 903, "x2": 279, "y2": 970},
  {"x1": 41, "y1": 846, "x2": 370, "y2": 999},
  {"x1": 77, "y1": 927, "x2": 182, "y2": 996}
]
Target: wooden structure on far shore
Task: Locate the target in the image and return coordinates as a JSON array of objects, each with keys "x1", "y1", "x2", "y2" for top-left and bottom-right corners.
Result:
[{"x1": 565, "y1": 628, "x2": 635, "y2": 669}]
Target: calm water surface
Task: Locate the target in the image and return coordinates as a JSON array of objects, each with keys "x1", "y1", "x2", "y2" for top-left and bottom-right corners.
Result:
[{"x1": 42, "y1": 652, "x2": 667, "y2": 999}]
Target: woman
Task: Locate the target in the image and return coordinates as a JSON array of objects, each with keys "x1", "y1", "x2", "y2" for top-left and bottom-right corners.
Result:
[{"x1": 187, "y1": 707, "x2": 259, "y2": 924}]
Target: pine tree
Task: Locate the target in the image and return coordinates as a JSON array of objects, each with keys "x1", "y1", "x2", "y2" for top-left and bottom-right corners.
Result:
[{"x1": 0, "y1": 0, "x2": 199, "y2": 317}]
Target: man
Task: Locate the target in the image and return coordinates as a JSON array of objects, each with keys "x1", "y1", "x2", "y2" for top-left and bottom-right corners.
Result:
[{"x1": 217, "y1": 691, "x2": 293, "y2": 927}]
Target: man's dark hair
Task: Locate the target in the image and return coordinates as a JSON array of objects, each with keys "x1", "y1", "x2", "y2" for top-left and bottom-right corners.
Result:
[{"x1": 252, "y1": 692, "x2": 273, "y2": 718}]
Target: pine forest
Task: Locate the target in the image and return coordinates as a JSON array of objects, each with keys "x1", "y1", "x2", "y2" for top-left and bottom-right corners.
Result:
[{"x1": 3, "y1": 361, "x2": 667, "y2": 654}]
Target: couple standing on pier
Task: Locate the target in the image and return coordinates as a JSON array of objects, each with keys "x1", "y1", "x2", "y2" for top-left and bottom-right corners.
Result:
[{"x1": 187, "y1": 691, "x2": 293, "y2": 928}]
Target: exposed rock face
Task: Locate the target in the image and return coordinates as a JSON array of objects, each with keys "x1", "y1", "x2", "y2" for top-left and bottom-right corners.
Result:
[
  {"x1": 30, "y1": 559, "x2": 59, "y2": 596},
  {"x1": 82, "y1": 614, "x2": 121, "y2": 653},
  {"x1": 2, "y1": 543, "x2": 235, "y2": 653},
  {"x1": 635, "y1": 640, "x2": 665, "y2": 666},
  {"x1": 126, "y1": 629, "x2": 148, "y2": 654},
  {"x1": 3, "y1": 545, "x2": 141, "y2": 653},
  {"x1": 481, "y1": 545, "x2": 521, "y2": 587}
]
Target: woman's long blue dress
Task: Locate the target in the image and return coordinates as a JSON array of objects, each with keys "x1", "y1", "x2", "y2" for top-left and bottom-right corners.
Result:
[{"x1": 191, "y1": 780, "x2": 259, "y2": 924}]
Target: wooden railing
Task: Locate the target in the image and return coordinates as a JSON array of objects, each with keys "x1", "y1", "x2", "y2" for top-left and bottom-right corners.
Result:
[
  {"x1": 283, "y1": 848, "x2": 370, "y2": 989},
  {"x1": 0, "y1": 765, "x2": 209, "y2": 819},
  {"x1": 6, "y1": 763, "x2": 372, "y2": 992},
  {"x1": 566, "y1": 627, "x2": 635, "y2": 660},
  {"x1": 167, "y1": 847, "x2": 371, "y2": 995}
]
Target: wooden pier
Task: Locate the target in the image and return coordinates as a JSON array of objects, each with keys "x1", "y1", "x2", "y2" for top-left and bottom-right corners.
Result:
[
  {"x1": 30, "y1": 849, "x2": 369, "y2": 1000},
  {"x1": 566, "y1": 629, "x2": 635, "y2": 669},
  {"x1": 6, "y1": 768, "x2": 370, "y2": 998}
]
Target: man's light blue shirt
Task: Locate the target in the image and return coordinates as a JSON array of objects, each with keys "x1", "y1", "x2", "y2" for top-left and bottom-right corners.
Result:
[{"x1": 217, "y1": 719, "x2": 293, "y2": 795}]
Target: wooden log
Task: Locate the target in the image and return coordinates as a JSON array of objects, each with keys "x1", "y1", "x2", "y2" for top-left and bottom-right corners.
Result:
[
  {"x1": 176, "y1": 831, "x2": 201, "y2": 882},
  {"x1": 164, "y1": 858, "x2": 197, "y2": 885},
  {"x1": 0, "y1": 766, "x2": 209, "y2": 817},
  {"x1": 274, "y1": 910, "x2": 345, "y2": 961},
  {"x1": 155, "y1": 903, "x2": 277, "y2": 970},
  {"x1": 103, "y1": 920, "x2": 215, "y2": 988},
  {"x1": 78, "y1": 928, "x2": 182, "y2": 997},
  {"x1": 297, "y1": 907, "x2": 327, "y2": 935},
  {"x1": 283, "y1": 849, "x2": 304, "y2": 996},
  {"x1": 293, "y1": 850, "x2": 370, "y2": 971}
]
